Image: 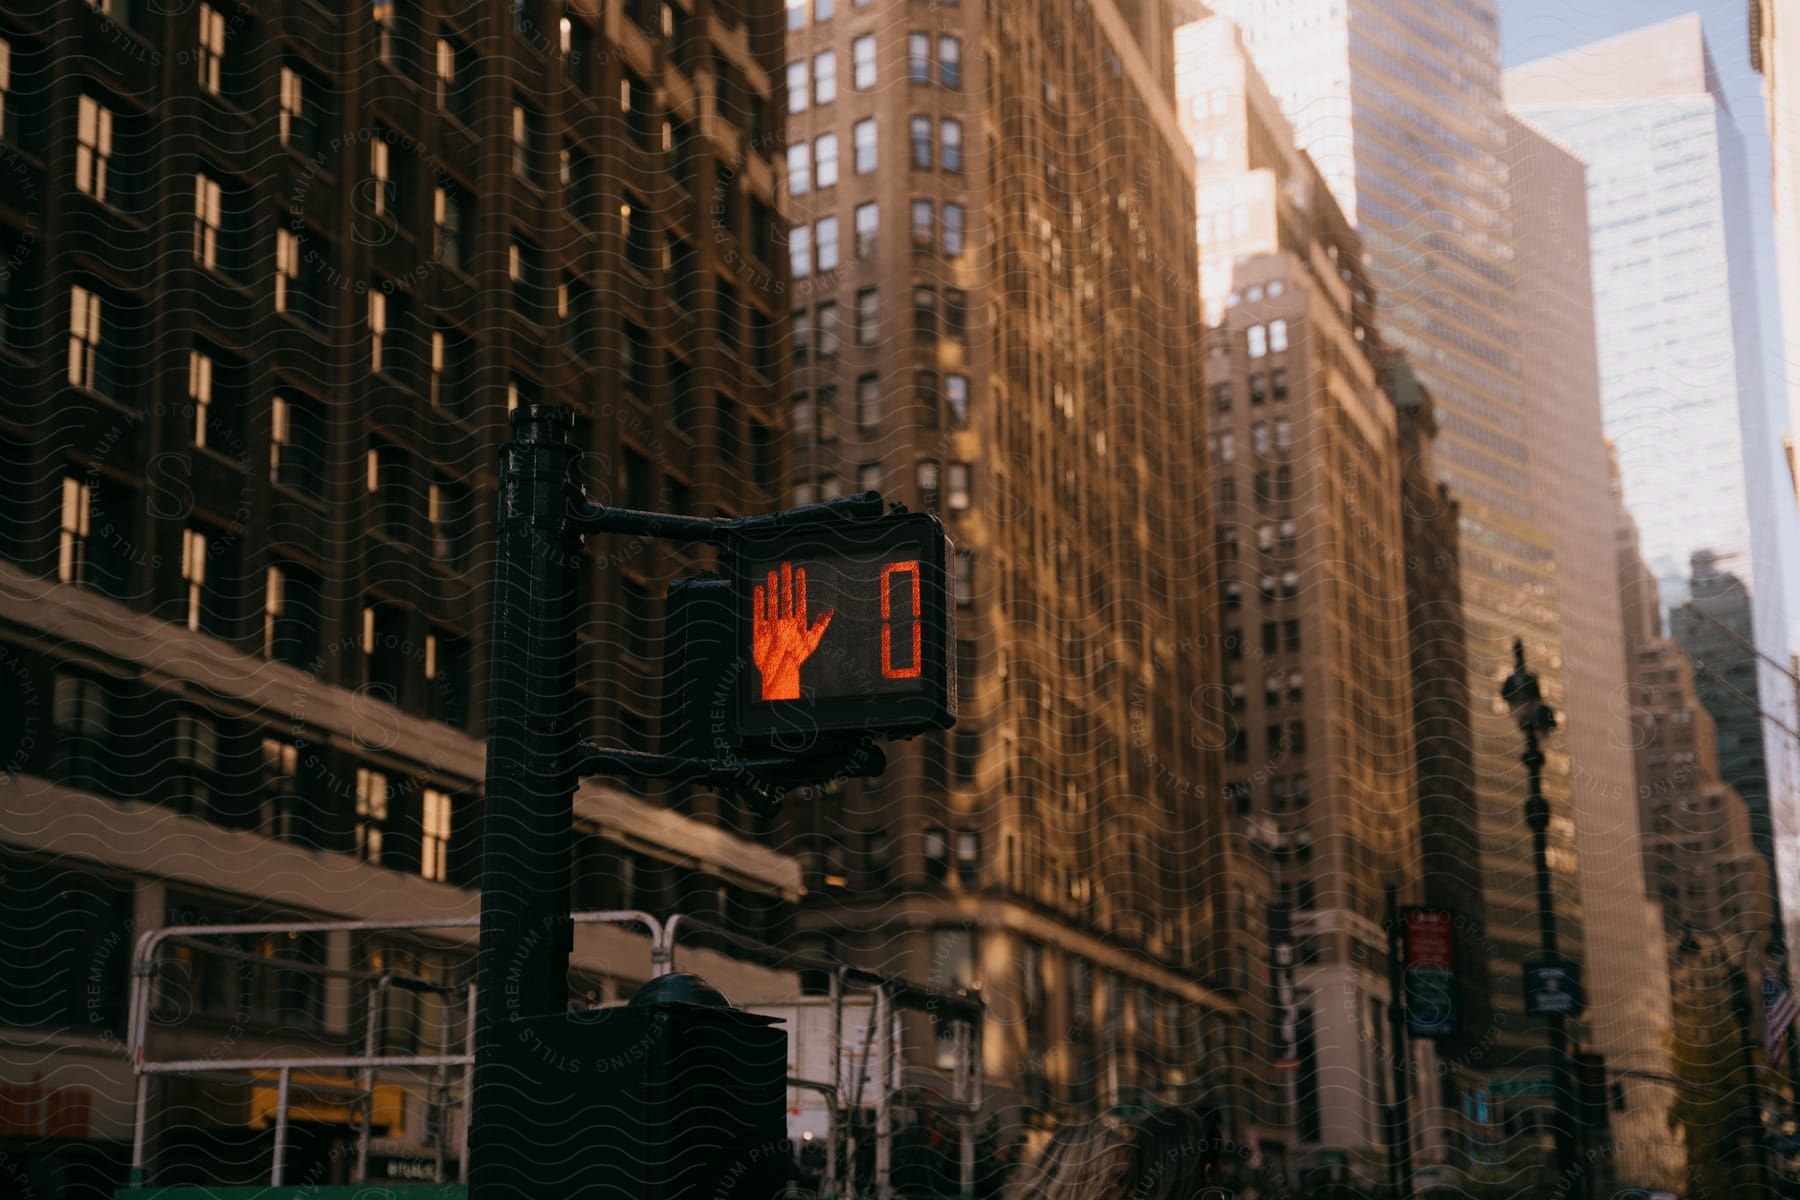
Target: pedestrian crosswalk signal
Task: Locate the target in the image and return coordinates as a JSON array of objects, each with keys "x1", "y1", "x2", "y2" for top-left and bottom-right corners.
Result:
[{"x1": 731, "y1": 511, "x2": 956, "y2": 742}]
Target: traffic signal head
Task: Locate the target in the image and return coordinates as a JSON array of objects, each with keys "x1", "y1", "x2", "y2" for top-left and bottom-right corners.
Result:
[{"x1": 730, "y1": 511, "x2": 956, "y2": 744}]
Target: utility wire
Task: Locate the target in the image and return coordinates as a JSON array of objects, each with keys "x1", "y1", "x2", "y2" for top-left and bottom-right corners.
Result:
[
  {"x1": 1685, "y1": 657, "x2": 1800, "y2": 751},
  {"x1": 1677, "y1": 601, "x2": 1799, "y2": 688}
]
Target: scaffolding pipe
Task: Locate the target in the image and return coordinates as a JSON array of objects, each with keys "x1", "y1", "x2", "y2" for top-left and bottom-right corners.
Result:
[
  {"x1": 356, "y1": 979, "x2": 383, "y2": 1183},
  {"x1": 270, "y1": 1067, "x2": 291, "y2": 1187},
  {"x1": 828, "y1": 970, "x2": 843, "y2": 1198},
  {"x1": 655, "y1": 912, "x2": 685, "y2": 976},
  {"x1": 957, "y1": 1020, "x2": 975, "y2": 1198},
  {"x1": 875, "y1": 984, "x2": 893, "y2": 1200},
  {"x1": 459, "y1": 982, "x2": 478, "y2": 1187},
  {"x1": 141, "y1": 1054, "x2": 470, "y2": 1075},
  {"x1": 125, "y1": 910, "x2": 982, "y2": 1191},
  {"x1": 129, "y1": 1073, "x2": 149, "y2": 1187},
  {"x1": 432, "y1": 981, "x2": 453, "y2": 1185}
]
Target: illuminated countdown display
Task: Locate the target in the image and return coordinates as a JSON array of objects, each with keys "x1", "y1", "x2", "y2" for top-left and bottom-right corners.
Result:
[{"x1": 731, "y1": 513, "x2": 956, "y2": 741}]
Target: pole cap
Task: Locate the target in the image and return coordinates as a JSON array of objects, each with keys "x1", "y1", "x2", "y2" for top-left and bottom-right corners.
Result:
[{"x1": 628, "y1": 972, "x2": 734, "y2": 1009}]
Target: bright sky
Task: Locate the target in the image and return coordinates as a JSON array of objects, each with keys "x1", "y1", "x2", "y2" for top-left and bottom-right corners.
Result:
[{"x1": 1500, "y1": 0, "x2": 1788, "y2": 422}]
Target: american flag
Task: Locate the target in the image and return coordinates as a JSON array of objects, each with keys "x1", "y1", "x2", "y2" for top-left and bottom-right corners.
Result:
[{"x1": 1765, "y1": 975, "x2": 1799, "y2": 1067}]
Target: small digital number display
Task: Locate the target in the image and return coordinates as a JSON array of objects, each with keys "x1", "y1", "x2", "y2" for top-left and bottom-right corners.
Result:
[{"x1": 732, "y1": 513, "x2": 955, "y2": 741}]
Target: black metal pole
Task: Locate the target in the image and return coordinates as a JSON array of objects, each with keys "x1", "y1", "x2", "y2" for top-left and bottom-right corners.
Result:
[
  {"x1": 468, "y1": 405, "x2": 585, "y2": 1196},
  {"x1": 1732, "y1": 967, "x2": 1771, "y2": 1196},
  {"x1": 1385, "y1": 884, "x2": 1415, "y2": 1200},
  {"x1": 1521, "y1": 702, "x2": 1581, "y2": 1198}
]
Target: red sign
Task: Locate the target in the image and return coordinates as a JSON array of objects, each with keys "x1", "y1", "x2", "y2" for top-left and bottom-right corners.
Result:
[
  {"x1": 1406, "y1": 909, "x2": 1453, "y2": 968},
  {"x1": 1404, "y1": 907, "x2": 1458, "y2": 1039}
]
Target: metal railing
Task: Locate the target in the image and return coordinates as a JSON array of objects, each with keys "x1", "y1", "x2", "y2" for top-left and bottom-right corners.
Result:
[{"x1": 125, "y1": 909, "x2": 984, "y2": 1197}]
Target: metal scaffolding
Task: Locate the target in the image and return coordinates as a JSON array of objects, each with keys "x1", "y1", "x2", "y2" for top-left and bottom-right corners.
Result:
[{"x1": 124, "y1": 909, "x2": 983, "y2": 1197}]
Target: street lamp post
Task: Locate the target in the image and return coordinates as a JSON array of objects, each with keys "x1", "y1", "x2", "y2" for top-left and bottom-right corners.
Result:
[{"x1": 1500, "y1": 639, "x2": 1583, "y2": 1199}]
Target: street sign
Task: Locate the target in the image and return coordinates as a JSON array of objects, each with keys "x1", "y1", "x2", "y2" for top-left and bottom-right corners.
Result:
[
  {"x1": 731, "y1": 512, "x2": 956, "y2": 741},
  {"x1": 1403, "y1": 907, "x2": 1458, "y2": 1038},
  {"x1": 1524, "y1": 958, "x2": 1584, "y2": 1016},
  {"x1": 1492, "y1": 1077, "x2": 1555, "y2": 1098}
]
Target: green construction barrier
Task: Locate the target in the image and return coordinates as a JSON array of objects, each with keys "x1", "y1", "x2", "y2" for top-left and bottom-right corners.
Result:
[{"x1": 116, "y1": 1188, "x2": 466, "y2": 1199}]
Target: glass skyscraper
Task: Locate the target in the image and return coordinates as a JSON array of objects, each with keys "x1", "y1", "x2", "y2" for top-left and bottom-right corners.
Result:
[
  {"x1": 1507, "y1": 13, "x2": 1800, "y2": 956},
  {"x1": 1201, "y1": 0, "x2": 1605, "y2": 1184}
]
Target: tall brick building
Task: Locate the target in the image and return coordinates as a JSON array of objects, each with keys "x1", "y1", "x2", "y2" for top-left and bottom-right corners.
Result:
[
  {"x1": 0, "y1": 0, "x2": 800, "y2": 1191},
  {"x1": 1178, "y1": 15, "x2": 1424, "y2": 1186},
  {"x1": 778, "y1": 0, "x2": 1229, "y2": 1142}
]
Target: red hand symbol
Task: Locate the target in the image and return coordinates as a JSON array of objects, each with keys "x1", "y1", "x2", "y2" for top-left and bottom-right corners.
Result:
[{"x1": 753, "y1": 561, "x2": 835, "y2": 701}]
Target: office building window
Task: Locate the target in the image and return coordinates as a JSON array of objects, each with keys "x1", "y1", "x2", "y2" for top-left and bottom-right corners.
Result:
[
  {"x1": 193, "y1": 174, "x2": 222, "y2": 267},
  {"x1": 188, "y1": 349, "x2": 227, "y2": 452},
  {"x1": 856, "y1": 287, "x2": 879, "y2": 345},
  {"x1": 57, "y1": 477, "x2": 90, "y2": 585},
  {"x1": 67, "y1": 286, "x2": 106, "y2": 394},
  {"x1": 814, "y1": 132, "x2": 838, "y2": 188},
  {"x1": 914, "y1": 372, "x2": 939, "y2": 426},
  {"x1": 170, "y1": 709, "x2": 219, "y2": 817},
  {"x1": 1270, "y1": 319, "x2": 1289, "y2": 352},
  {"x1": 815, "y1": 216, "x2": 839, "y2": 271},
  {"x1": 946, "y1": 374, "x2": 969, "y2": 427},
  {"x1": 910, "y1": 115, "x2": 931, "y2": 168},
  {"x1": 76, "y1": 96, "x2": 113, "y2": 201},
  {"x1": 198, "y1": 5, "x2": 227, "y2": 93},
  {"x1": 264, "y1": 561, "x2": 322, "y2": 667},
  {"x1": 259, "y1": 736, "x2": 300, "y2": 841},
  {"x1": 941, "y1": 119, "x2": 962, "y2": 171},
  {"x1": 813, "y1": 51, "x2": 836, "y2": 104},
  {"x1": 278, "y1": 67, "x2": 316, "y2": 152},
  {"x1": 511, "y1": 103, "x2": 534, "y2": 180},
  {"x1": 855, "y1": 201, "x2": 878, "y2": 258},
  {"x1": 354, "y1": 767, "x2": 389, "y2": 865},
  {"x1": 944, "y1": 288, "x2": 967, "y2": 341},
  {"x1": 857, "y1": 373, "x2": 880, "y2": 430},
  {"x1": 908, "y1": 32, "x2": 929, "y2": 82},
  {"x1": 181, "y1": 527, "x2": 227, "y2": 635},
  {"x1": 786, "y1": 142, "x2": 809, "y2": 194},
  {"x1": 421, "y1": 788, "x2": 452, "y2": 881},
  {"x1": 370, "y1": 135, "x2": 394, "y2": 219},
  {"x1": 786, "y1": 60, "x2": 807, "y2": 113},
  {"x1": 53, "y1": 673, "x2": 112, "y2": 794},
  {"x1": 268, "y1": 395, "x2": 322, "y2": 496},
  {"x1": 947, "y1": 463, "x2": 970, "y2": 512},
  {"x1": 431, "y1": 330, "x2": 475, "y2": 417},
  {"x1": 942, "y1": 202, "x2": 965, "y2": 257},
  {"x1": 791, "y1": 310, "x2": 812, "y2": 369},
  {"x1": 911, "y1": 199, "x2": 934, "y2": 248},
  {"x1": 938, "y1": 36, "x2": 960, "y2": 87},
  {"x1": 917, "y1": 458, "x2": 939, "y2": 509},
  {"x1": 954, "y1": 829, "x2": 979, "y2": 885},
  {"x1": 428, "y1": 479, "x2": 474, "y2": 564},
  {"x1": 854, "y1": 118, "x2": 877, "y2": 173},
  {"x1": 789, "y1": 223, "x2": 811, "y2": 278},
  {"x1": 275, "y1": 229, "x2": 329, "y2": 327},
  {"x1": 912, "y1": 286, "x2": 937, "y2": 339},
  {"x1": 0, "y1": 43, "x2": 18, "y2": 149},
  {"x1": 853, "y1": 34, "x2": 875, "y2": 89},
  {"x1": 434, "y1": 185, "x2": 468, "y2": 271}
]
